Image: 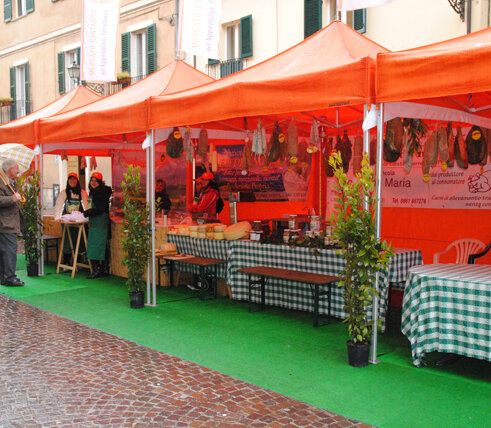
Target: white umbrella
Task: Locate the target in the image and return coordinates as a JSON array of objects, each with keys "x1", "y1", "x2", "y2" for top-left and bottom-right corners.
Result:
[{"x1": 0, "y1": 143, "x2": 35, "y2": 174}]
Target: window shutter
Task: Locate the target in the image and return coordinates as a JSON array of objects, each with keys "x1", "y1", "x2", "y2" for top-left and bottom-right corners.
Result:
[
  {"x1": 4, "y1": 0, "x2": 12, "y2": 22},
  {"x1": 353, "y1": 9, "x2": 366, "y2": 34},
  {"x1": 58, "y1": 52, "x2": 65, "y2": 95},
  {"x1": 9, "y1": 66, "x2": 16, "y2": 120},
  {"x1": 304, "y1": 0, "x2": 322, "y2": 39},
  {"x1": 77, "y1": 47, "x2": 80, "y2": 65},
  {"x1": 26, "y1": 0, "x2": 34, "y2": 13},
  {"x1": 208, "y1": 59, "x2": 219, "y2": 65},
  {"x1": 24, "y1": 62, "x2": 30, "y2": 114},
  {"x1": 121, "y1": 32, "x2": 130, "y2": 74},
  {"x1": 146, "y1": 24, "x2": 156, "y2": 75},
  {"x1": 240, "y1": 15, "x2": 253, "y2": 58}
]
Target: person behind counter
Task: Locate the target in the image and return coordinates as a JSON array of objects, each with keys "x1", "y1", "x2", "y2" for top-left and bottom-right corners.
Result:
[
  {"x1": 188, "y1": 171, "x2": 219, "y2": 219},
  {"x1": 54, "y1": 172, "x2": 89, "y2": 267},
  {"x1": 155, "y1": 179, "x2": 171, "y2": 214},
  {"x1": 83, "y1": 172, "x2": 112, "y2": 279}
]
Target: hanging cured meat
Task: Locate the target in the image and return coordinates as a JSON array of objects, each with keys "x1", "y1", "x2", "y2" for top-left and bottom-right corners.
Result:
[
  {"x1": 352, "y1": 135, "x2": 363, "y2": 174},
  {"x1": 286, "y1": 120, "x2": 299, "y2": 163},
  {"x1": 167, "y1": 127, "x2": 183, "y2": 159},
  {"x1": 465, "y1": 126, "x2": 487, "y2": 166},
  {"x1": 446, "y1": 122, "x2": 455, "y2": 168},
  {"x1": 252, "y1": 120, "x2": 267, "y2": 155},
  {"x1": 80, "y1": 156, "x2": 87, "y2": 169},
  {"x1": 436, "y1": 126, "x2": 449, "y2": 171},
  {"x1": 383, "y1": 118, "x2": 403, "y2": 162},
  {"x1": 267, "y1": 122, "x2": 285, "y2": 163},
  {"x1": 183, "y1": 127, "x2": 194, "y2": 162},
  {"x1": 402, "y1": 132, "x2": 413, "y2": 174},
  {"x1": 198, "y1": 128, "x2": 209, "y2": 158},
  {"x1": 335, "y1": 130, "x2": 352, "y2": 173},
  {"x1": 241, "y1": 140, "x2": 253, "y2": 173},
  {"x1": 454, "y1": 126, "x2": 468, "y2": 169},
  {"x1": 90, "y1": 155, "x2": 97, "y2": 171},
  {"x1": 323, "y1": 137, "x2": 335, "y2": 177},
  {"x1": 308, "y1": 119, "x2": 320, "y2": 153},
  {"x1": 370, "y1": 137, "x2": 377, "y2": 165},
  {"x1": 422, "y1": 130, "x2": 438, "y2": 181}
]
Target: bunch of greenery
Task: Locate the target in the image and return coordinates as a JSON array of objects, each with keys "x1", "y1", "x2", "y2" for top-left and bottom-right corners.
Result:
[
  {"x1": 20, "y1": 171, "x2": 43, "y2": 265},
  {"x1": 121, "y1": 165, "x2": 150, "y2": 293},
  {"x1": 328, "y1": 152, "x2": 394, "y2": 344}
]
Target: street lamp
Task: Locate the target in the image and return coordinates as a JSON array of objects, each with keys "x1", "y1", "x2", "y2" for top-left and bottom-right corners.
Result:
[{"x1": 67, "y1": 61, "x2": 80, "y2": 85}]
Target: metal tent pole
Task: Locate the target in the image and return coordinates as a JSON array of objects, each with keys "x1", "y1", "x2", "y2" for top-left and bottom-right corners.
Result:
[
  {"x1": 370, "y1": 103, "x2": 384, "y2": 364},
  {"x1": 149, "y1": 130, "x2": 157, "y2": 306},
  {"x1": 146, "y1": 145, "x2": 151, "y2": 304},
  {"x1": 39, "y1": 145, "x2": 44, "y2": 276}
]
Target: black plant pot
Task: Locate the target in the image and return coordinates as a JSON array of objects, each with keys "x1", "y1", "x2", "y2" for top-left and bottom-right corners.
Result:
[
  {"x1": 347, "y1": 340, "x2": 370, "y2": 367},
  {"x1": 129, "y1": 291, "x2": 145, "y2": 309},
  {"x1": 27, "y1": 263, "x2": 39, "y2": 277}
]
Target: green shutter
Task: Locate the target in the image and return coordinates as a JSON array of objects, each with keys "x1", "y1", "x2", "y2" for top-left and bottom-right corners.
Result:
[
  {"x1": 353, "y1": 9, "x2": 366, "y2": 34},
  {"x1": 58, "y1": 52, "x2": 65, "y2": 95},
  {"x1": 77, "y1": 47, "x2": 80, "y2": 65},
  {"x1": 24, "y1": 62, "x2": 30, "y2": 114},
  {"x1": 4, "y1": 0, "x2": 12, "y2": 22},
  {"x1": 121, "y1": 32, "x2": 130, "y2": 74},
  {"x1": 146, "y1": 24, "x2": 156, "y2": 75},
  {"x1": 26, "y1": 0, "x2": 34, "y2": 13},
  {"x1": 304, "y1": 0, "x2": 322, "y2": 39},
  {"x1": 240, "y1": 15, "x2": 253, "y2": 58},
  {"x1": 9, "y1": 66, "x2": 16, "y2": 120},
  {"x1": 208, "y1": 58, "x2": 219, "y2": 65},
  {"x1": 52, "y1": 0, "x2": 58, "y2": 2}
]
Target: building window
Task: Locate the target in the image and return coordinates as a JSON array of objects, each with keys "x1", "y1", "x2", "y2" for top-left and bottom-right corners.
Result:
[
  {"x1": 224, "y1": 15, "x2": 253, "y2": 60},
  {"x1": 304, "y1": 0, "x2": 322, "y2": 38},
  {"x1": 225, "y1": 23, "x2": 239, "y2": 60},
  {"x1": 353, "y1": 9, "x2": 366, "y2": 34},
  {"x1": 10, "y1": 62, "x2": 30, "y2": 120},
  {"x1": 57, "y1": 47, "x2": 80, "y2": 94},
  {"x1": 4, "y1": 0, "x2": 34, "y2": 21},
  {"x1": 121, "y1": 23, "x2": 156, "y2": 80}
]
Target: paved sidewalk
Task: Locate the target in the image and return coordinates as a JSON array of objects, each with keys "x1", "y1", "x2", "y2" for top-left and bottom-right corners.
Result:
[{"x1": 0, "y1": 294, "x2": 373, "y2": 427}]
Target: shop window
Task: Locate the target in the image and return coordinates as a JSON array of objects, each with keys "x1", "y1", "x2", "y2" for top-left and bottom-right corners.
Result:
[
  {"x1": 121, "y1": 23, "x2": 156, "y2": 80},
  {"x1": 9, "y1": 62, "x2": 30, "y2": 120}
]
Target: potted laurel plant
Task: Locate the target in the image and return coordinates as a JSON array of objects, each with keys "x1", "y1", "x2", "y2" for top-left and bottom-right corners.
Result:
[
  {"x1": 20, "y1": 171, "x2": 43, "y2": 276},
  {"x1": 121, "y1": 165, "x2": 150, "y2": 308},
  {"x1": 328, "y1": 152, "x2": 394, "y2": 367}
]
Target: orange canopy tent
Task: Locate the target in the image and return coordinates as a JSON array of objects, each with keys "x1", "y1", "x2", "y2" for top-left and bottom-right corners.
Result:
[
  {"x1": 38, "y1": 60, "x2": 214, "y2": 152},
  {"x1": 0, "y1": 85, "x2": 101, "y2": 146},
  {"x1": 148, "y1": 21, "x2": 388, "y2": 131},
  {"x1": 374, "y1": 27, "x2": 491, "y2": 263}
]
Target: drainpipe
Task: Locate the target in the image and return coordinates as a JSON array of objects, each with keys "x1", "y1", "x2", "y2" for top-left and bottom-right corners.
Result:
[
  {"x1": 467, "y1": 0, "x2": 472, "y2": 34},
  {"x1": 175, "y1": 0, "x2": 180, "y2": 59}
]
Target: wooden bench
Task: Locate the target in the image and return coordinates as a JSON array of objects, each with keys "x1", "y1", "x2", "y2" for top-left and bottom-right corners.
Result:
[
  {"x1": 237, "y1": 266, "x2": 339, "y2": 327},
  {"x1": 158, "y1": 254, "x2": 226, "y2": 301}
]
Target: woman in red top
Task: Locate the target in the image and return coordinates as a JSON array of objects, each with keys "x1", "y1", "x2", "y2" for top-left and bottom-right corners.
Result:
[{"x1": 188, "y1": 172, "x2": 219, "y2": 218}]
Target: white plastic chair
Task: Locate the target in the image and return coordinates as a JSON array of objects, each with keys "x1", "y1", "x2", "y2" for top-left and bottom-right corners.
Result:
[{"x1": 433, "y1": 239, "x2": 486, "y2": 264}]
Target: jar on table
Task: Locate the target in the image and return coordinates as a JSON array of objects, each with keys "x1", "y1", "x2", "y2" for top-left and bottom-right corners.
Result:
[
  {"x1": 290, "y1": 229, "x2": 301, "y2": 241},
  {"x1": 283, "y1": 229, "x2": 291, "y2": 244},
  {"x1": 288, "y1": 215, "x2": 297, "y2": 230},
  {"x1": 251, "y1": 221, "x2": 262, "y2": 241},
  {"x1": 310, "y1": 215, "x2": 321, "y2": 233},
  {"x1": 324, "y1": 226, "x2": 334, "y2": 245}
]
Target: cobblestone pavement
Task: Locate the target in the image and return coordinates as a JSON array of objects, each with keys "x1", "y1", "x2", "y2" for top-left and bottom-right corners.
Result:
[{"x1": 0, "y1": 295, "x2": 374, "y2": 428}]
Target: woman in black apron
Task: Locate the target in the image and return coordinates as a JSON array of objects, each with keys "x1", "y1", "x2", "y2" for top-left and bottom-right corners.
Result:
[
  {"x1": 83, "y1": 172, "x2": 112, "y2": 279},
  {"x1": 54, "y1": 172, "x2": 89, "y2": 267}
]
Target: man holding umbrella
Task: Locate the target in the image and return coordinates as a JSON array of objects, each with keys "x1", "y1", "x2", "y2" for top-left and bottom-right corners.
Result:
[{"x1": 0, "y1": 159, "x2": 25, "y2": 286}]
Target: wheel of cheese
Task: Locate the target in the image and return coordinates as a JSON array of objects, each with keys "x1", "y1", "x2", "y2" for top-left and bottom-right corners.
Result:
[
  {"x1": 189, "y1": 225, "x2": 199, "y2": 232},
  {"x1": 224, "y1": 221, "x2": 251, "y2": 240},
  {"x1": 189, "y1": 231, "x2": 198, "y2": 238},
  {"x1": 214, "y1": 232, "x2": 224, "y2": 240},
  {"x1": 161, "y1": 242, "x2": 177, "y2": 253},
  {"x1": 198, "y1": 232, "x2": 206, "y2": 239},
  {"x1": 197, "y1": 225, "x2": 207, "y2": 233},
  {"x1": 214, "y1": 224, "x2": 227, "y2": 233}
]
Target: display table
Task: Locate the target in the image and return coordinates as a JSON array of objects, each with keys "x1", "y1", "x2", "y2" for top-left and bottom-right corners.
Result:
[
  {"x1": 401, "y1": 264, "x2": 491, "y2": 367},
  {"x1": 56, "y1": 221, "x2": 92, "y2": 278}
]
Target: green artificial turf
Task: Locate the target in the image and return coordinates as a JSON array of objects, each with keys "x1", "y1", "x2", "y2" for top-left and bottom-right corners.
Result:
[{"x1": 3, "y1": 256, "x2": 490, "y2": 428}]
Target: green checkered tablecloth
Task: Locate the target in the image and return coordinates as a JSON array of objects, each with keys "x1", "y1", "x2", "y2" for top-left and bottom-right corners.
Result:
[
  {"x1": 389, "y1": 248, "x2": 423, "y2": 288},
  {"x1": 227, "y1": 241, "x2": 397, "y2": 328},
  {"x1": 401, "y1": 264, "x2": 491, "y2": 367},
  {"x1": 166, "y1": 235, "x2": 231, "y2": 277}
]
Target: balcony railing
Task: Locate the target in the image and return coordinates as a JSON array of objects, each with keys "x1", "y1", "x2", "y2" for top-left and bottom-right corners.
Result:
[
  {"x1": 83, "y1": 74, "x2": 148, "y2": 97},
  {"x1": 207, "y1": 58, "x2": 244, "y2": 79},
  {"x1": 0, "y1": 100, "x2": 32, "y2": 125}
]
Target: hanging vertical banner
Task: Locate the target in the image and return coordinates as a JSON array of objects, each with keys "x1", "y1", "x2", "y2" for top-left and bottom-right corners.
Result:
[
  {"x1": 179, "y1": 0, "x2": 222, "y2": 59},
  {"x1": 81, "y1": 0, "x2": 119, "y2": 82},
  {"x1": 337, "y1": 0, "x2": 398, "y2": 10}
]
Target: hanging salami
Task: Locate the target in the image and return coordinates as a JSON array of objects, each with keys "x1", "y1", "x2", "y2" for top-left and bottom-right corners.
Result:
[
  {"x1": 166, "y1": 127, "x2": 183, "y2": 159},
  {"x1": 454, "y1": 126, "x2": 468, "y2": 169},
  {"x1": 465, "y1": 126, "x2": 487, "y2": 166},
  {"x1": 323, "y1": 137, "x2": 335, "y2": 177},
  {"x1": 352, "y1": 135, "x2": 363, "y2": 174}
]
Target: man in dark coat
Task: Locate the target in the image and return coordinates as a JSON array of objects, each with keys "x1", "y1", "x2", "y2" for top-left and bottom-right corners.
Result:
[{"x1": 0, "y1": 159, "x2": 24, "y2": 287}]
